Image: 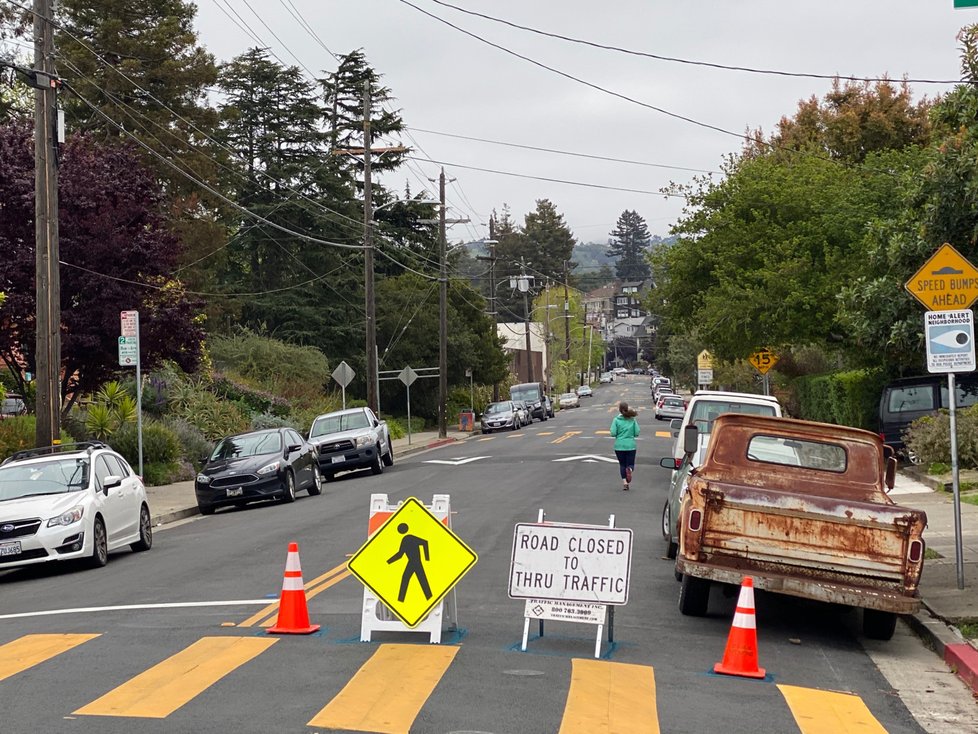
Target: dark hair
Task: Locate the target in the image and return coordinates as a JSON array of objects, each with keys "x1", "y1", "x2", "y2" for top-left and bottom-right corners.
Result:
[{"x1": 618, "y1": 401, "x2": 638, "y2": 418}]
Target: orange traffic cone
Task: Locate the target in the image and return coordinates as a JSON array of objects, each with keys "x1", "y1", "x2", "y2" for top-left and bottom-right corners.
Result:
[
  {"x1": 713, "y1": 576, "x2": 766, "y2": 679},
  {"x1": 267, "y1": 542, "x2": 320, "y2": 635}
]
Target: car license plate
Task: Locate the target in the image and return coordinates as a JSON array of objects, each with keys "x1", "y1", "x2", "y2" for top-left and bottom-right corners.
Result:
[
  {"x1": 0, "y1": 541, "x2": 22, "y2": 557},
  {"x1": 226, "y1": 487, "x2": 243, "y2": 497},
  {"x1": 331, "y1": 456, "x2": 345, "y2": 464}
]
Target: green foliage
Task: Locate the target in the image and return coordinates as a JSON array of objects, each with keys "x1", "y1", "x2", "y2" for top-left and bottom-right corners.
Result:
[
  {"x1": 112, "y1": 421, "x2": 182, "y2": 467},
  {"x1": 175, "y1": 390, "x2": 249, "y2": 441},
  {"x1": 386, "y1": 417, "x2": 405, "y2": 440},
  {"x1": 904, "y1": 407, "x2": 978, "y2": 469},
  {"x1": 608, "y1": 210, "x2": 652, "y2": 280},
  {"x1": 251, "y1": 412, "x2": 299, "y2": 431},
  {"x1": 85, "y1": 403, "x2": 116, "y2": 440},
  {"x1": 0, "y1": 416, "x2": 37, "y2": 460},
  {"x1": 212, "y1": 373, "x2": 291, "y2": 417},
  {"x1": 791, "y1": 369, "x2": 885, "y2": 429},
  {"x1": 96, "y1": 381, "x2": 129, "y2": 409},
  {"x1": 85, "y1": 381, "x2": 139, "y2": 439},
  {"x1": 140, "y1": 462, "x2": 182, "y2": 486},
  {"x1": 161, "y1": 417, "x2": 213, "y2": 468}
]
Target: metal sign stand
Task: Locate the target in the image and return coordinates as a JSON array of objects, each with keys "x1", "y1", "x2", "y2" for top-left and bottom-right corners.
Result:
[
  {"x1": 359, "y1": 493, "x2": 458, "y2": 643},
  {"x1": 378, "y1": 366, "x2": 438, "y2": 445},
  {"x1": 331, "y1": 361, "x2": 355, "y2": 410},
  {"x1": 518, "y1": 510, "x2": 619, "y2": 659},
  {"x1": 949, "y1": 373, "x2": 966, "y2": 589}
]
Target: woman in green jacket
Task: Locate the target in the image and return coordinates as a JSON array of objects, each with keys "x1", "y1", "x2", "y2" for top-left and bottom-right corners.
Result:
[{"x1": 610, "y1": 401, "x2": 640, "y2": 490}]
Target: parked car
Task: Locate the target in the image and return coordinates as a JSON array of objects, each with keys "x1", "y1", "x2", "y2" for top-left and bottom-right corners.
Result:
[
  {"x1": 308, "y1": 407, "x2": 393, "y2": 481},
  {"x1": 512, "y1": 400, "x2": 531, "y2": 427},
  {"x1": 559, "y1": 392, "x2": 580, "y2": 409},
  {"x1": 576, "y1": 385, "x2": 593, "y2": 398},
  {"x1": 599, "y1": 373, "x2": 613, "y2": 384},
  {"x1": 196, "y1": 427, "x2": 321, "y2": 515},
  {"x1": 544, "y1": 394, "x2": 555, "y2": 418},
  {"x1": 510, "y1": 382, "x2": 550, "y2": 422},
  {"x1": 655, "y1": 395, "x2": 686, "y2": 421},
  {"x1": 878, "y1": 375, "x2": 978, "y2": 460},
  {"x1": 0, "y1": 442, "x2": 152, "y2": 569},
  {"x1": 481, "y1": 400, "x2": 521, "y2": 433},
  {"x1": 0, "y1": 393, "x2": 26, "y2": 418},
  {"x1": 653, "y1": 386, "x2": 675, "y2": 402},
  {"x1": 670, "y1": 390, "x2": 781, "y2": 461}
]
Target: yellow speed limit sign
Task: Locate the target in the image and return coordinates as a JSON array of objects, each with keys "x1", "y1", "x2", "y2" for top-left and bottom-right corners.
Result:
[{"x1": 748, "y1": 349, "x2": 778, "y2": 374}]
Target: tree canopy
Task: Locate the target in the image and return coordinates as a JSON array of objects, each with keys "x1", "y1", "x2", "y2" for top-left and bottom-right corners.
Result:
[{"x1": 608, "y1": 210, "x2": 651, "y2": 281}]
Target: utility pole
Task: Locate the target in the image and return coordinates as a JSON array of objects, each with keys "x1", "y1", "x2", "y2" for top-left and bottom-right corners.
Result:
[
  {"x1": 438, "y1": 170, "x2": 448, "y2": 438},
  {"x1": 563, "y1": 260, "x2": 571, "y2": 361},
  {"x1": 332, "y1": 85, "x2": 406, "y2": 415},
  {"x1": 34, "y1": 0, "x2": 60, "y2": 447},
  {"x1": 477, "y1": 216, "x2": 499, "y2": 400}
]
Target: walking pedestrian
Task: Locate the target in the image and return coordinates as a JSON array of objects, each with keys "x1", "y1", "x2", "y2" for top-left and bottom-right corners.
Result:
[{"x1": 610, "y1": 401, "x2": 640, "y2": 490}]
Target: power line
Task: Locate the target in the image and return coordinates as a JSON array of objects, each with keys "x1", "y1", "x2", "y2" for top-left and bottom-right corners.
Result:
[{"x1": 423, "y1": 0, "x2": 963, "y2": 86}]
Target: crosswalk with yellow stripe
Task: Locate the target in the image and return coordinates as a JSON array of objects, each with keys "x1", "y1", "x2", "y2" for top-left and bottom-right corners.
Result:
[{"x1": 0, "y1": 632, "x2": 894, "y2": 732}]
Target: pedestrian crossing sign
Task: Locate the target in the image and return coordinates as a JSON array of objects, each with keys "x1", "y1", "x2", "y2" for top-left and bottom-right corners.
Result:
[{"x1": 347, "y1": 497, "x2": 478, "y2": 628}]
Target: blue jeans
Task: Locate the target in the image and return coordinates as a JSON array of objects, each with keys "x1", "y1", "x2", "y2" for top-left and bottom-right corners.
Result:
[{"x1": 615, "y1": 449, "x2": 636, "y2": 480}]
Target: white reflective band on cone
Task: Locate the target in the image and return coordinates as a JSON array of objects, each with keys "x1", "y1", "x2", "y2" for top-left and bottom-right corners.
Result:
[
  {"x1": 285, "y1": 553, "x2": 302, "y2": 573},
  {"x1": 738, "y1": 586, "x2": 755, "y2": 608},
  {"x1": 732, "y1": 611, "x2": 756, "y2": 629},
  {"x1": 282, "y1": 577, "x2": 305, "y2": 591}
]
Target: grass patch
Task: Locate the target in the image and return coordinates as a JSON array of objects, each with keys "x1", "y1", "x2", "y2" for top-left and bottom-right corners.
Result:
[
  {"x1": 929, "y1": 462, "x2": 951, "y2": 475},
  {"x1": 956, "y1": 619, "x2": 978, "y2": 639},
  {"x1": 962, "y1": 493, "x2": 978, "y2": 507},
  {"x1": 924, "y1": 547, "x2": 944, "y2": 560}
]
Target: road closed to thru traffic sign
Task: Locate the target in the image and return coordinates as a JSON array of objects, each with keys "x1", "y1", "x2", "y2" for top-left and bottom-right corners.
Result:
[{"x1": 508, "y1": 522, "x2": 633, "y2": 605}]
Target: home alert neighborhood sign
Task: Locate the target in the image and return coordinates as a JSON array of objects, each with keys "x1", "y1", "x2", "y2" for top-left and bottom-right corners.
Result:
[
  {"x1": 925, "y1": 310, "x2": 976, "y2": 374},
  {"x1": 347, "y1": 497, "x2": 477, "y2": 628},
  {"x1": 509, "y1": 522, "x2": 633, "y2": 605}
]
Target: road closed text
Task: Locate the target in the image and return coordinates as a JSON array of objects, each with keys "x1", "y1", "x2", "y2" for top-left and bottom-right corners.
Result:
[{"x1": 509, "y1": 522, "x2": 634, "y2": 605}]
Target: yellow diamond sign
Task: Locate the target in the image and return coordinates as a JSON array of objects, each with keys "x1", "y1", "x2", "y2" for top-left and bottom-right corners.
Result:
[
  {"x1": 748, "y1": 349, "x2": 778, "y2": 374},
  {"x1": 697, "y1": 350, "x2": 714, "y2": 370},
  {"x1": 905, "y1": 243, "x2": 978, "y2": 311},
  {"x1": 347, "y1": 497, "x2": 478, "y2": 628}
]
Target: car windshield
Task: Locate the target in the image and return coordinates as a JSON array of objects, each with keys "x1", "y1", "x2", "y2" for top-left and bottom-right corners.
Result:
[
  {"x1": 310, "y1": 412, "x2": 369, "y2": 437},
  {"x1": 211, "y1": 431, "x2": 282, "y2": 460},
  {"x1": 689, "y1": 400, "x2": 776, "y2": 432},
  {"x1": 485, "y1": 402, "x2": 513, "y2": 415},
  {"x1": 510, "y1": 386, "x2": 540, "y2": 402},
  {"x1": 0, "y1": 458, "x2": 90, "y2": 501}
]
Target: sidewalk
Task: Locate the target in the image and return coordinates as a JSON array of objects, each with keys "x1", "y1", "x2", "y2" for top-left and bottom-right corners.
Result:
[
  {"x1": 896, "y1": 468, "x2": 978, "y2": 695},
  {"x1": 141, "y1": 433, "x2": 978, "y2": 695},
  {"x1": 143, "y1": 427, "x2": 475, "y2": 527}
]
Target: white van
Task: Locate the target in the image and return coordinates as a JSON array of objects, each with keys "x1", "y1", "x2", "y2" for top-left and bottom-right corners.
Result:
[{"x1": 671, "y1": 390, "x2": 781, "y2": 461}]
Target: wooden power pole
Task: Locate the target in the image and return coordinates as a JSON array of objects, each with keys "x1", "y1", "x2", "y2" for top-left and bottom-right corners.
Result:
[
  {"x1": 563, "y1": 260, "x2": 571, "y2": 361},
  {"x1": 34, "y1": 0, "x2": 60, "y2": 447}
]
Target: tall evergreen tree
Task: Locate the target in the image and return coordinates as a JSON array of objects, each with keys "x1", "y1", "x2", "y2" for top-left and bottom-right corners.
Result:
[{"x1": 608, "y1": 210, "x2": 652, "y2": 281}]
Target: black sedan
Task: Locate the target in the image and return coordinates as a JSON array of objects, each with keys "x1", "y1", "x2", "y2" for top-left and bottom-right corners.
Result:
[{"x1": 194, "y1": 427, "x2": 321, "y2": 515}]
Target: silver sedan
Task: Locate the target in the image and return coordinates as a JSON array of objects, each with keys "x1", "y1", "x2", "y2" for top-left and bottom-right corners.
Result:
[{"x1": 655, "y1": 395, "x2": 686, "y2": 421}]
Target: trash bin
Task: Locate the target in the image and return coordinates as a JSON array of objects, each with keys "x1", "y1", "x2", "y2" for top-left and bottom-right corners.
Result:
[{"x1": 459, "y1": 410, "x2": 475, "y2": 432}]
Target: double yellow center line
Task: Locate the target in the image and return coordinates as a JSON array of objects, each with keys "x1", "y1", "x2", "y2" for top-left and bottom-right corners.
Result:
[{"x1": 238, "y1": 559, "x2": 351, "y2": 628}]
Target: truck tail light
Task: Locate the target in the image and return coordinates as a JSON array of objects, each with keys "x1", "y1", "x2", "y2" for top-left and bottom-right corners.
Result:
[
  {"x1": 688, "y1": 508, "x2": 703, "y2": 532},
  {"x1": 908, "y1": 539, "x2": 924, "y2": 564}
]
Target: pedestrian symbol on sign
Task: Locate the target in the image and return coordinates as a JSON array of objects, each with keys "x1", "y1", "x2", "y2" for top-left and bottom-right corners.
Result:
[{"x1": 387, "y1": 523, "x2": 432, "y2": 602}]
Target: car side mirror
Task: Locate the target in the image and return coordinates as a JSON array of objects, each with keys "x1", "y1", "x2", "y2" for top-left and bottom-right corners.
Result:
[
  {"x1": 200, "y1": 454, "x2": 211, "y2": 465},
  {"x1": 103, "y1": 475, "x2": 122, "y2": 492},
  {"x1": 659, "y1": 457, "x2": 681, "y2": 469},
  {"x1": 288, "y1": 443, "x2": 302, "y2": 454},
  {"x1": 683, "y1": 424, "x2": 699, "y2": 455},
  {"x1": 884, "y1": 456, "x2": 897, "y2": 492}
]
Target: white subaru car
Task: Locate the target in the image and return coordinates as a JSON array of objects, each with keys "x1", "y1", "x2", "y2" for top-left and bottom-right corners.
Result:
[{"x1": 0, "y1": 442, "x2": 152, "y2": 570}]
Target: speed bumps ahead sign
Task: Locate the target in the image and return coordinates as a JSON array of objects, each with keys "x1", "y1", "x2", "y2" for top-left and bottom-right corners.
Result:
[{"x1": 347, "y1": 497, "x2": 477, "y2": 628}]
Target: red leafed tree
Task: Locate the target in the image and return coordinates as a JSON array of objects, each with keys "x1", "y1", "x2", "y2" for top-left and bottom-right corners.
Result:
[{"x1": 0, "y1": 120, "x2": 205, "y2": 406}]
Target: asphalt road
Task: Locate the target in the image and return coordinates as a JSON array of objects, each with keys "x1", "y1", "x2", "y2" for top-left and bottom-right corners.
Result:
[{"x1": 0, "y1": 378, "x2": 958, "y2": 733}]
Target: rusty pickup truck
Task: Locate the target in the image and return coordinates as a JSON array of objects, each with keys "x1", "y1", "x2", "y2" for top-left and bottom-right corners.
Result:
[{"x1": 675, "y1": 413, "x2": 927, "y2": 640}]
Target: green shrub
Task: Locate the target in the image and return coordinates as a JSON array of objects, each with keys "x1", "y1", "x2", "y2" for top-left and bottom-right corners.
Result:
[
  {"x1": 161, "y1": 417, "x2": 214, "y2": 468},
  {"x1": 176, "y1": 390, "x2": 249, "y2": 441},
  {"x1": 346, "y1": 398, "x2": 368, "y2": 409},
  {"x1": 904, "y1": 406, "x2": 978, "y2": 468},
  {"x1": 251, "y1": 412, "x2": 299, "y2": 431},
  {"x1": 213, "y1": 373, "x2": 291, "y2": 418},
  {"x1": 141, "y1": 461, "x2": 181, "y2": 486},
  {"x1": 791, "y1": 369, "x2": 886, "y2": 430},
  {"x1": 208, "y1": 330, "x2": 331, "y2": 401},
  {"x1": 0, "y1": 416, "x2": 38, "y2": 460},
  {"x1": 386, "y1": 417, "x2": 405, "y2": 440},
  {"x1": 111, "y1": 421, "x2": 182, "y2": 467}
]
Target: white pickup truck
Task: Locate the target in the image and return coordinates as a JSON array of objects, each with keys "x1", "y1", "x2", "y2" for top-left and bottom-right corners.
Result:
[{"x1": 308, "y1": 407, "x2": 393, "y2": 481}]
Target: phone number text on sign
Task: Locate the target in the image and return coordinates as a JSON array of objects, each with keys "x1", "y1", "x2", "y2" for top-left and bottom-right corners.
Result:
[{"x1": 508, "y1": 523, "x2": 633, "y2": 605}]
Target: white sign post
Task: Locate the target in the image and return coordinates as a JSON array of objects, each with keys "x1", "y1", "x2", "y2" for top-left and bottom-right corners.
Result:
[
  {"x1": 331, "y1": 361, "x2": 356, "y2": 410},
  {"x1": 925, "y1": 309, "x2": 975, "y2": 589},
  {"x1": 509, "y1": 512, "x2": 633, "y2": 658},
  {"x1": 119, "y1": 310, "x2": 143, "y2": 477}
]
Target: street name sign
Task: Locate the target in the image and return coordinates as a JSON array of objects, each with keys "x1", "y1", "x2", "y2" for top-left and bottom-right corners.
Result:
[
  {"x1": 955, "y1": 1, "x2": 978, "y2": 8},
  {"x1": 748, "y1": 349, "x2": 778, "y2": 374},
  {"x1": 925, "y1": 310, "x2": 976, "y2": 373},
  {"x1": 508, "y1": 522, "x2": 633, "y2": 605},
  {"x1": 347, "y1": 497, "x2": 478, "y2": 628},
  {"x1": 905, "y1": 243, "x2": 978, "y2": 311},
  {"x1": 331, "y1": 360, "x2": 355, "y2": 388}
]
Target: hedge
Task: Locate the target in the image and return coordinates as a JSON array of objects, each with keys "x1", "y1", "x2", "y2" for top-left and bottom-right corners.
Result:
[{"x1": 791, "y1": 369, "x2": 886, "y2": 430}]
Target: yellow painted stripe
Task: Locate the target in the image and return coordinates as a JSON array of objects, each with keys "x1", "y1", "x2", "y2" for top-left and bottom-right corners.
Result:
[
  {"x1": 74, "y1": 637, "x2": 277, "y2": 719},
  {"x1": 0, "y1": 633, "x2": 100, "y2": 683},
  {"x1": 559, "y1": 658, "x2": 659, "y2": 734},
  {"x1": 778, "y1": 684, "x2": 888, "y2": 734},
  {"x1": 538, "y1": 432, "x2": 555, "y2": 436},
  {"x1": 595, "y1": 430, "x2": 611, "y2": 435},
  {"x1": 508, "y1": 433, "x2": 522, "y2": 438},
  {"x1": 259, "y1": 569, "x2": 351, "y2": 627},
  {"x1": 655, "y1": 431, "x2": 671, "y2": 438},
  {"x1": 553, "y1": 431, "x2": 582, "y2": 445},
  {"x1": 308, "y1": 643, "x2": 458, "y2": 732},
  {"x1": 240, "y1": 560, "x2": 348, "y2": 627}
]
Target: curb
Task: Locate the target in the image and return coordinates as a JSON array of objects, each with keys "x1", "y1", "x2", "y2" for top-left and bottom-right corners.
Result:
[
  {"x1": 899, "y1": 466, "x2": 948, "y2": 492},
  {"x1": 153, "y1": 506, "x2": 200, "y2": 527},
  {"x1": 905, "y1": 606, "x2": 978, "y2": 696}
]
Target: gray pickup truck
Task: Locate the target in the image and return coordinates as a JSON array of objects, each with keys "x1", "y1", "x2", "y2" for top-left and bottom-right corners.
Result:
[{"x1": 308, "y1": 407, "x2": 393, "y2": 481}]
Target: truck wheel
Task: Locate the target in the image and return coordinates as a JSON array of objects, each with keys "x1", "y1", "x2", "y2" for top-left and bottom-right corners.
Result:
[
  {"x1": 862, "y1": 609, "x2": 897, "y2": 640},
  {"x1": 661, "y1": 503, "x2": 677, "y2": 560},
  {"x1": 382, "y1": 442, "x2": 394, "y2": 467},
  {"x1": 678, "y1": 574, "x2": 710, "y2": 616},
  {"x1": 371, "y1": 447, "x2": 384, "y2": 475}
]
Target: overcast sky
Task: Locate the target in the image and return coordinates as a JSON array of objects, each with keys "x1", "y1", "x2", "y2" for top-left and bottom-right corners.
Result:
[{"x1": 194, "y1": 1, "x2": 971, "y2": 246}]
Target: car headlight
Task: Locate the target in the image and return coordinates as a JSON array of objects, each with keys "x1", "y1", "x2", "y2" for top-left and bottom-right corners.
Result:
[
  {"x1": 257, "y1": 460, "x2": 282, "y2": 475},
  {"x1": 48, "y1": 506, "x2": 84, "y2": 527},
  {"x1": 355, "y1": 435, "x2": 372, "y2": 448},
  {"x1": 196, "y1": 473, "x2": 211, "y2": 484}
]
